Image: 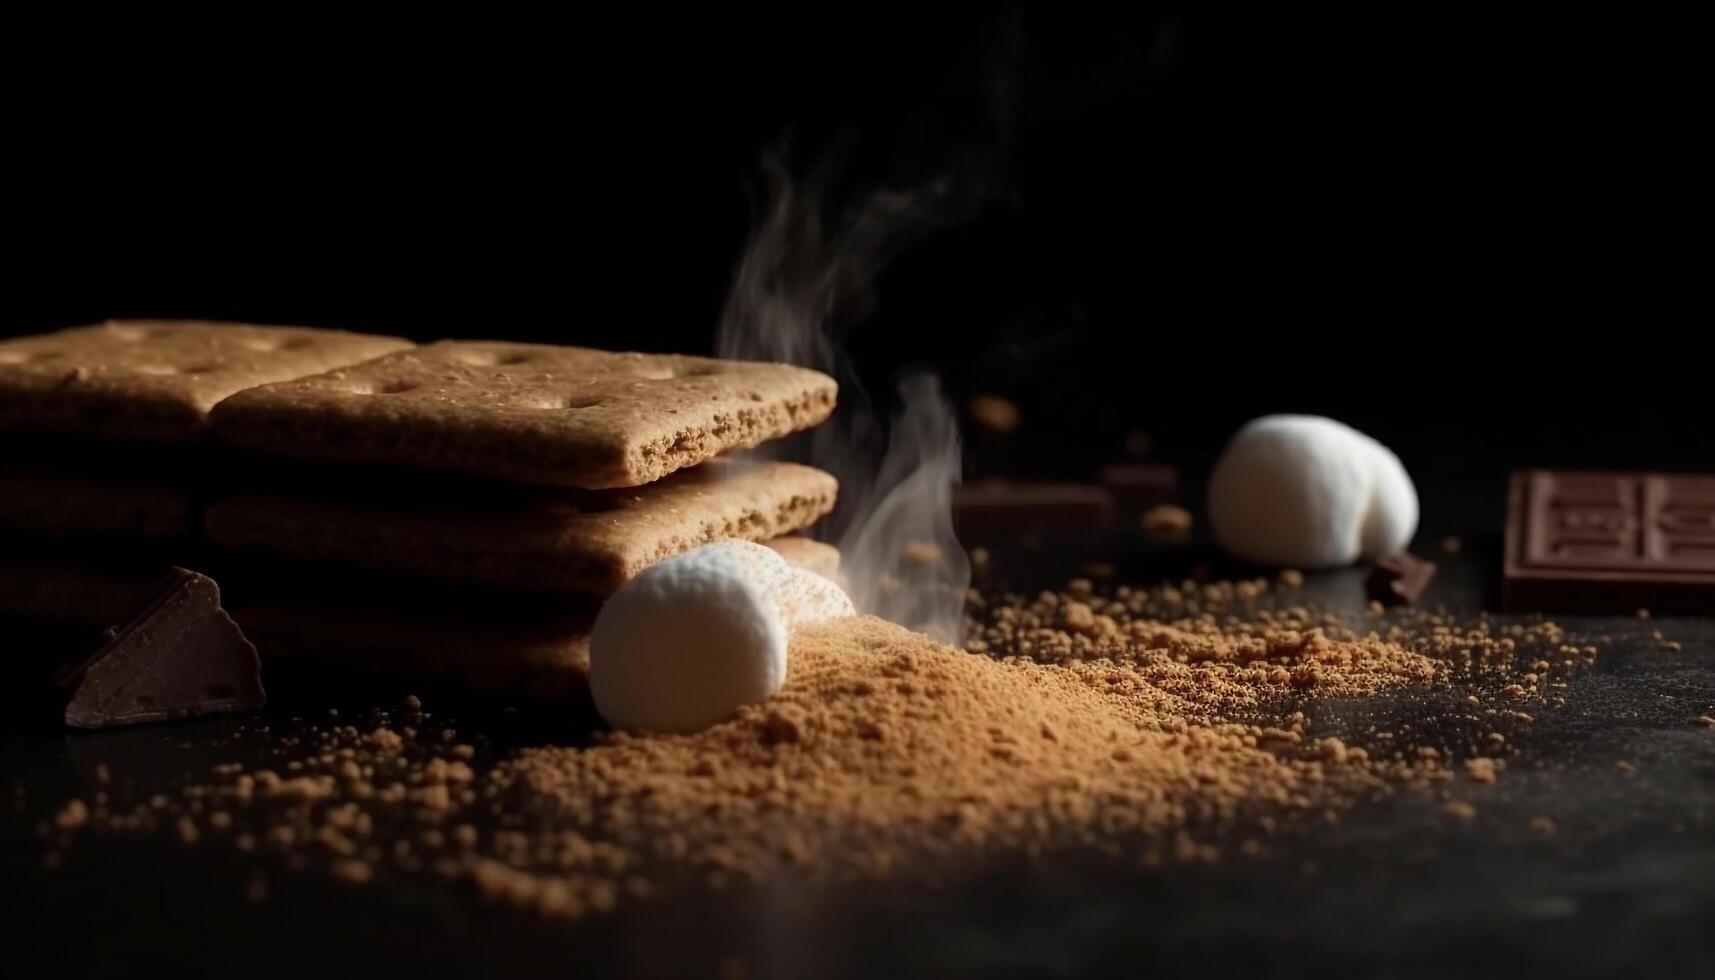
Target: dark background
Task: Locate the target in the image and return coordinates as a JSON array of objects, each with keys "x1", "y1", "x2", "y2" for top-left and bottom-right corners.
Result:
[
  {"x1": 7, "y1": 8, "x2": 1710, "y2": 487},
  {"x1": 3, "y1": 15, "x2": 1713, "y2": 976}
]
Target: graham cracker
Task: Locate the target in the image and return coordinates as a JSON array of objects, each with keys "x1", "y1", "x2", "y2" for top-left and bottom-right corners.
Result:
[
  {"x1": 0, "y1": 556, "x2": 172, "y2": 628},
  {"x1": 235, "y1": 597, "x2": 593, "y2": 703},
  {"x1": 0, "y1": 320, "x2": 413, "y2": 443},
  {"x1": 0, "y1": 463, "x2": 197, "y2": 541},
  {"x1": 209, "y1": 340, "x2": 837, "y2": 488},
  {"x1": 204, "y1": 460, "x2": 838, "y2": 594}
]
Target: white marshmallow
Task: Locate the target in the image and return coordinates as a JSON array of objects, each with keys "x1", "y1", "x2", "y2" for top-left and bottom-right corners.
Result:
[
  {"x1": 1206, "y1": 415, "x2": 1418, "y2": 569},
  {"x1": 589, "y1": 539, "x2": 854, "y2": 733}
]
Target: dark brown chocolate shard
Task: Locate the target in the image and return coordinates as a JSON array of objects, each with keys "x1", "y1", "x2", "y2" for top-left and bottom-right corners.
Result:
[
  {"x1": 58, "y1": 568, "x2": 265, "y2": 729},
  {"x1": 1366, "y1": 553, "x2": 1437, "y2": 606},
  {"x1": 1503, "y1": 470, "x2": 1715, "y2": 613},
  {"x1": 953, "y1": 479, "x2": 1116, "y2": 540},
  {"x1": 1099, "y1": 464, "x2": 1179, "y2": 507}
]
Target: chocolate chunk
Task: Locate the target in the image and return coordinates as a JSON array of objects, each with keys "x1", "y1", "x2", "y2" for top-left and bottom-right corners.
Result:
[
  {"x1": 58, "y1": 568, "x2": 265, "y2": 729},
  {"x1": 953, "y1": 479, "x2": 1115, "y2": 540},
  {"x1": 1503, "y1": 470, "x2": 1715, "y2": 613},
  {"x1": 1366, "y1": 553, "x2": 1436, "y2": 606},
  {"x1": 1099, "y1": 464, "x2": 1179, "y2": 511}
]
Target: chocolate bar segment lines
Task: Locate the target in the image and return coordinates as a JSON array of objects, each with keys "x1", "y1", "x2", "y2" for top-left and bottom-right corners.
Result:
[
  {"x1": 1520, "y1": 471, "x2": 1715, "y2": 573},
  {"x1": 1504, "y1": 470, "x2": 1715, "y2": 613}
]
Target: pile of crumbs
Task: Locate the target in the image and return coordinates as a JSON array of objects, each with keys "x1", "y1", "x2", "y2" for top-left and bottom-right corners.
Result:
[{"x1": 34, "y1": 575, "x2": 1604, "y2": 919}]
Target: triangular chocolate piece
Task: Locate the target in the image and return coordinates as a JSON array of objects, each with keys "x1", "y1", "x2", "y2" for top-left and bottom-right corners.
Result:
[
  {"x1": 59, "y1": 568, "x2": 265, "y2": 728},
  {"x1": 1364, "y1": 553, "x2": 1438, "y2": 607}
]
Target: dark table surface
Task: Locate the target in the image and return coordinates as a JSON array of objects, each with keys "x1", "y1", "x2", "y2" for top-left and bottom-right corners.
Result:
[{"x1": 3, "y1": 485, "x2": 1713, "y2": 980}]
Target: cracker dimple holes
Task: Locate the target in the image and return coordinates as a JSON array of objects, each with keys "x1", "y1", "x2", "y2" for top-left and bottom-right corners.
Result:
[
  {"x1": 455, "y1": 349, "x2": 533, "y2": 367},
  {"x1": 508, "y1": 394, "x2": 602, "y2": 409},
  {"x1": 619, "y1": 360, "x2": 722, "y2": 381},
  {"x1": 279, "y1": 337, "x2": 316, "y2": 351},
  {"x1": 105, "y1": 324, "x2": 151, "y2": 342},
  {"x1": 641, "y1": 363, "x2": 722, "y2": 382},
  {"x1": 344, "y1": 379, "x2": 418, "y2": 395}
]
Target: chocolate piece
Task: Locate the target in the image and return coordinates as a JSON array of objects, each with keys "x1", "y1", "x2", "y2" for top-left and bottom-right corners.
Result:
[
  {"x1": 58, "y1": 568, "x2": 265, "y2": 729},
  {"x1": 1503, "y1": 470, "x2": 1715, "y2": 613},
  {"x1": 953, "y1": 479, "x2": 1115, "y2": 540},
  {"x1": 1366, "y1": 553, "x2": 1437, "y2": 606},
  {"x1": 1099, "y1": 464, "x2": 1179, "y2": 509}
]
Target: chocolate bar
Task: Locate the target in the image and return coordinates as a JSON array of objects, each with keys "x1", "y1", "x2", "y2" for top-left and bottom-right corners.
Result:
[
  {"x1": 1099, "y1": 464, "x2": 1179, "y2": 509},
  {"x1": 1503, "y1": 470, "x2": 1715, "y2": 614},
  {"x1": 953, "y1": 479, "x2": 1116, "y2": 540},
  {"x1": 58, "y1": 568, "x2": 266, "y2": 728},
  {"x1": 1366, "y1": 553, "x2": 1436, "y2": 606}
]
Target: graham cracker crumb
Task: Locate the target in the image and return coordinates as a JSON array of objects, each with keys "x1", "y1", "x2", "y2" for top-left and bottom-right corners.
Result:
[
  {"x1": 967, "y1": 394, "x2": 1021, "y2": 435},
  {"x1": 55, "y1": 800, "x2": 89, "y2": 830},
  {"x1": 35, "y1": 572, "x2": 1604, "y2": 922},
  {"x1": 330, "y1": 859, "x2": 373, "y2": 885},
  {"x1": 902, "y1": 540, "x2": 944, "y2": 566},
  {"x1": 1442, "y1": 801, "x2": 1477, "y2": 822},
  {"x1": 1140, "y1": 505, "x2": 1193, "y2": 540}
]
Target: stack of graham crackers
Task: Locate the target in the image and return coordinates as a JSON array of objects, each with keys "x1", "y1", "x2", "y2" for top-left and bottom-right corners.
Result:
[{"x1": 0, "y1": 320, "x2": 840, "y2": 700}]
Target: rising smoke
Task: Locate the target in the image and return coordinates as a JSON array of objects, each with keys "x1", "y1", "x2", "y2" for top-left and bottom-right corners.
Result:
[{"x1": 716, "y1": 151, "x2": 979, "y2": 642}]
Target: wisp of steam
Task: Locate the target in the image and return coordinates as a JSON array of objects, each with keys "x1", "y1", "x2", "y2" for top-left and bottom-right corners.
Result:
[{"x1": 717, "y1": 153, "x2": 974, "y2": 643}]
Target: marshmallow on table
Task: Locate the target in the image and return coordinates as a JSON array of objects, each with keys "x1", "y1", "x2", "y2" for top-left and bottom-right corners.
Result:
[
  {"x1": 590, "y1": 539, "x2": 854, "y2": 733},
  {"x1": 1206, "y1": 415, "x2": 1418, "y2": 569}
]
